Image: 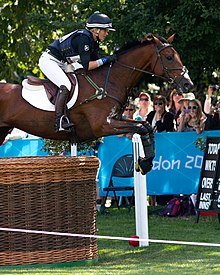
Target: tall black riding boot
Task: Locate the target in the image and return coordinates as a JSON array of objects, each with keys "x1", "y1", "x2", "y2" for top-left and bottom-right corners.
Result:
[{"x1": 55, "y1": 85, "x2": 74, "y2": 132}]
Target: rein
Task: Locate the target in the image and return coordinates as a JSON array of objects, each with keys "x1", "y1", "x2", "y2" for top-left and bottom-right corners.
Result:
[
  {"x1": 116, "y1": 44, "x2": 188, "y2": 89},
  {"x1": 75, "y1": 42, "x2": 188, "y2": 108},
  {"x1": 77, "y1": 67, "x2": 124, "y2": 107}
]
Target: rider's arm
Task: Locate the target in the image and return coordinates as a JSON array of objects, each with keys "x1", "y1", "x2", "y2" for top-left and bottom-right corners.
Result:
[
  {"x1": 75, "y1": 35, "x2": 116, "y2": 71},
  {"x1": 88, "y1": 60, "x2": 100, "y2": 70},
  {"x1": 75, "y1": 35, "x2": 103, "y2": 71},
  {"x1": 177, "y1": 114, "x2": 186, "y2": 132}
]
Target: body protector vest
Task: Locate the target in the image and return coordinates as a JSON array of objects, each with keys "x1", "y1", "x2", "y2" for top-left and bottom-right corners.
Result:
[{"x1": 48, "y1": 29, "x2": 94, "y2": 63}]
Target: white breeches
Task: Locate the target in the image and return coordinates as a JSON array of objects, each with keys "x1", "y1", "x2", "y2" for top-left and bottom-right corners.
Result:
[{"x1": 39, "y1": 51, "x2": 72, "y2": 91}]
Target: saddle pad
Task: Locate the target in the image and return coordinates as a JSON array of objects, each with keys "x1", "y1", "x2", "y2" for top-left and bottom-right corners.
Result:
[{"x1": 21, "y1": 77, "x2": 79, "y2": 112}]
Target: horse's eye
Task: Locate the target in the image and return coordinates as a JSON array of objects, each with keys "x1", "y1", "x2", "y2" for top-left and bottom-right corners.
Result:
[{"x1": 166, "y1": 56, "x2": 173, "y2": 62}]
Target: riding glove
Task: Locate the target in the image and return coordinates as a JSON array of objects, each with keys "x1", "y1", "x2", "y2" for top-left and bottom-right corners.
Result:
[{"x1": 105, "y1": 54, "x2": 117, "y2": 64}]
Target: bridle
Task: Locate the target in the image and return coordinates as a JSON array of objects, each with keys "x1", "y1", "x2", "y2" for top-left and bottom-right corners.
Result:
[
  {"x1": 116, "y1": 43, "x2": 189, "y2": 90},
  {"x1": 152, "y1": 44, "x2": 189, "y2": 88}
]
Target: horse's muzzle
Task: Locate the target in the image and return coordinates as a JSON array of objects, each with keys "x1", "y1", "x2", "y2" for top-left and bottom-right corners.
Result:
[
  {"x1": 180, "y1": 68, "x2": 194, "y2": 92},
  {"x1": 183, "y1": 81, "x2": 194, "y2": 92},
  {"x1": 174, "y1": 79, "x2": 193, "y2": 93},
  {"x1": 175, "y1": 75, "x2": 194, "y2": 93}
]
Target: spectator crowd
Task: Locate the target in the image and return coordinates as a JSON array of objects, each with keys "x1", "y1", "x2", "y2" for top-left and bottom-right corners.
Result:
[
  {"x1": 112, "y1": 84, "x2": 220, "y2": 207},
  {"x1": 127, "y1": 84, "x2": 220, "y2": 136}
]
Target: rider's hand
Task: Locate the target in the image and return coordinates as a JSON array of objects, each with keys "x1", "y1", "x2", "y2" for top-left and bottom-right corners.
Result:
[
  {"x1": 105, "y1": 54, "x2": 117, "y2": 64},
  {"x1": 207, "y1": 86, "x2": 213, "y2": 98}
]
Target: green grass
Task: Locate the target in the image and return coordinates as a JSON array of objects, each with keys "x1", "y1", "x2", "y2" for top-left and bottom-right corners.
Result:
[{"x1": 0, "y1": 207, "x2": 220, "y2": 274}]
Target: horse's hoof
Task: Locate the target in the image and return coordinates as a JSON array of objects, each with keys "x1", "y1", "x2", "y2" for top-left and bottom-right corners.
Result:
[
  {"x1": 135, "y1": 160, "x2": 140, "y2": 172},
  {"x1": 136, "y1": 156, "x2": 153, "y2": 175}
]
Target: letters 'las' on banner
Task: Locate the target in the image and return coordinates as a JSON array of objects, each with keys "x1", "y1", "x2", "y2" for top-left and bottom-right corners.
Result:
[{"x1": 195, "y1": 137, "x2": 220, "y2": 222}]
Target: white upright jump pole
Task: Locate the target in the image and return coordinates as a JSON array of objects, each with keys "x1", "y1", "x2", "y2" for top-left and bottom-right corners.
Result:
[
  {"x1": 71, "y1": 144, "x2": 77, "y2": 156},
  {"x1": 132, "y1": 133, "x2": 149, "y2": 247}
]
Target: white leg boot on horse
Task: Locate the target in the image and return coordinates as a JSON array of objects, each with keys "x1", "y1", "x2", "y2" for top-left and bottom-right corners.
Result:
[{"x1": 55, "y1": 85, "x2": 74, "y2": 132}]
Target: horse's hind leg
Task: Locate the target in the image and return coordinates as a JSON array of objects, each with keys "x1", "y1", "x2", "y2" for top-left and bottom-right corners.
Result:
[{"x1": 0, "y1": 127, "x2": 12, "y2": 145}]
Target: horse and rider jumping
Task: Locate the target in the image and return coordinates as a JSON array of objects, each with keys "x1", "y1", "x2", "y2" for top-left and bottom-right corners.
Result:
[{"x1": 0, "y1": 12, "x2": 193, "y2": 173}]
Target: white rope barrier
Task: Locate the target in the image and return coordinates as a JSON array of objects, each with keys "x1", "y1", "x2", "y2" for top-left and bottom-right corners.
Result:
[{"x1": 0, "y1": 227, "x2": 219, "y2": 247}]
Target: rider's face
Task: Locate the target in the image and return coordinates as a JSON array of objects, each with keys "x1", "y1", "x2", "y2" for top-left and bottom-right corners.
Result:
[
  {"x1": 98, "y1": 29, "x2": 109, "y2": 41},
  {"x1": 91, "y1": 28, "x2": 109, "y2": 41}
]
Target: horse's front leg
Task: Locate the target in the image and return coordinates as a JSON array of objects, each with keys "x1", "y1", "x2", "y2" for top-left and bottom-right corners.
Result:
[
  {"x1": 107, "y1": 118, "x2": 155, "y2": 159},
  {"x1": 101, "y1": 118, "x2": 155, "y2": 175},
  {"x1": 102, "y1": 118, "x2": 150, "y2": 136}
]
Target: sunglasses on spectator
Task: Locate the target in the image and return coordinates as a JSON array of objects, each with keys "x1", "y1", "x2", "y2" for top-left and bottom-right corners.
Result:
[
  {"x1": 188, "y1": 105, "x2": 198, "y2": 110},
  {"x1": 154, "y1": 102, "x2": 164, "y2": 106},
  {"x1": 173, "y1": 92, "x2": 183, "y2": 96},
  {"x1": 125, "y1": 108, "x2": 134, "y2": 111},
  {"x1": 140, "y1": 98, "x2": 149, "y2": 101}
]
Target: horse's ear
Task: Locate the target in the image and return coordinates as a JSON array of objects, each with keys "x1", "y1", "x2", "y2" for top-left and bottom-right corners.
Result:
[
  {"x1": 152, "y1": 35, "x2": 160, "y2": 45},
  {"x1": 167, "y1": 34, "x2": 175, "y2": 44},
  {"x1": 145, "y1": 33, "x2": 160, "y2": 44},
  {"x1": 145, "y1": 33, "x2": 160, "y2": 46}
]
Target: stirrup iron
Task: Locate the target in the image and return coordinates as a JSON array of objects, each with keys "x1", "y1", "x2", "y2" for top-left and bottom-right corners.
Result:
[{"x1": 58, "y1": 115, "x2": 74, "y2": 132}]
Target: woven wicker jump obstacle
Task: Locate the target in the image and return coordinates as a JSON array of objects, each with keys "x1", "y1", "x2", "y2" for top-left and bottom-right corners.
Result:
[{"x1": 0, "y1": 156, "x2": 99, "y2": 266}]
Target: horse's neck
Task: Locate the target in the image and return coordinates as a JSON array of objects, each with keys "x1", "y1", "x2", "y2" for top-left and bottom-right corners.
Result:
[
  {"x1": 121, "y1": 44, "x2": 154, "y2": 69},
  {"x1": 116, "y1": 44, "x2": 154, "y2": 85},
  {"x1": 87, "y1": 44, "x2": 154, "y2": 101}
]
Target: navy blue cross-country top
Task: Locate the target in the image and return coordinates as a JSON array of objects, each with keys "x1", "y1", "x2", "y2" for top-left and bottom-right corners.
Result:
[{"x1": 48, "y1": 30, "x2": 99, "y2": 70}]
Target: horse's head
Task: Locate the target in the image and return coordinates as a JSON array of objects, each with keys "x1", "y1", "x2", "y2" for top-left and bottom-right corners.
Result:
[{"x1": 146, "y1": 33, "x2": 193, "y2": 92}]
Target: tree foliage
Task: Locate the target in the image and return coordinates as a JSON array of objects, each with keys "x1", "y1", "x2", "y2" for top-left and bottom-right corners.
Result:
[{"x1": 0, "y1": 0, "x2": 219, "y2": 91}]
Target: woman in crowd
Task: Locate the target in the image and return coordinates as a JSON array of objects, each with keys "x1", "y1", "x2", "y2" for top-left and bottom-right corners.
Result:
[
  {"x1": 146, "y1": 95, "x2": 174, "y2": 206},
  {"x1": 204, "y1": 85, "x2": 220, "y2": 130},
  {"x1": 168, "y1": 89, "x2": 183, "y2": 129},
  {"x1": 118, "y1": 101, "x2": 136, "y2": 139},
  {"x1": 147, "y1": 95, "x2": 174, "y2": 132},
  {"x1": 134, "y1": 91, "x2": 152, "y2": 121},
  {"x1": 177, "y1": 92, "x2": 195, "y2": 125},
  {"x1": 178, "y1": 99, "x2": 206, "y2": 133},
  {"x1": 205, "y1": 98, "x2": 220, "y2": 130}
]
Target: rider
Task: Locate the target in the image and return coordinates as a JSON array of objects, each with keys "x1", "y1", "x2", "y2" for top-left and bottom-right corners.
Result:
[{"x1": 39, "y1": 11, "x2": 117, "y2": 132}]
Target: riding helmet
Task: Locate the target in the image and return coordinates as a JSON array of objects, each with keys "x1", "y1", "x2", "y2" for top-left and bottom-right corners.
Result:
[{"x1": 86, "y1": 12, "x2": 115, "y2": 31}]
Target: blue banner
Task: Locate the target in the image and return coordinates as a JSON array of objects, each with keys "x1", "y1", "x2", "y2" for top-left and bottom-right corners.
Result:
[
  {"x1": 0, "y1": 138, "x2": 94, "y2": 157},
  {"x1": 98, "y1": 131, "x2": 220, "y2": 196},
  {"x1": 0, "y1": 138, "x2": 48, "y2": 157},
  {"x1": 1, "y1": 131, "x2": 220, "y2": 196}
]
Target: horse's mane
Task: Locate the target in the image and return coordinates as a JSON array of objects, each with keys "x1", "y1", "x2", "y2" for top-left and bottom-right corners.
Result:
[{"x1": 116, "y1": 34, "x2": 167, "y2": 56}]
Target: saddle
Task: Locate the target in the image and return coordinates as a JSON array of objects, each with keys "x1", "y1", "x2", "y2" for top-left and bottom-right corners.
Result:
[{"x1": 27, "y1": 73, "x2": 76, "y2": 105}]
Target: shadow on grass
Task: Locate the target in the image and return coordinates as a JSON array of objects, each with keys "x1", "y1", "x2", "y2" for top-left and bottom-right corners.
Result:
[{"x1": 0, "y1": 207, "x2": 219, "y2": 274}]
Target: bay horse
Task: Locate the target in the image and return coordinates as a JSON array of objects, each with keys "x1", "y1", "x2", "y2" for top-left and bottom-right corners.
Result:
[{"x1": 0, "y1": 34, "x2": 193, "y2": 147}]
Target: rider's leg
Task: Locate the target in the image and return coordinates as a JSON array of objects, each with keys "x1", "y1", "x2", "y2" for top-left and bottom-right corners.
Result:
[
  {"x1": 39, "y1": 52, "x2": 72, "y2": 90},
  {"x1": 55, "y1": 85, "x2": 74, "y2": 132},
  {"x1": 39, "y1": 52, "x2": 74, "y2": 132}
]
